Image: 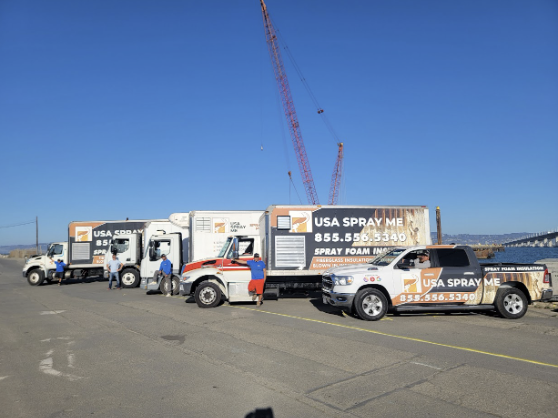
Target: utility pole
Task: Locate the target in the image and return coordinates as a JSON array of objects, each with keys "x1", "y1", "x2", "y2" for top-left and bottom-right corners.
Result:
[
  {"x1": 436, "y1": 207, "x2": 442, "y2": 245},
  {"x1": 36, "y1": 216, "x2": 39, "y2": 255}
]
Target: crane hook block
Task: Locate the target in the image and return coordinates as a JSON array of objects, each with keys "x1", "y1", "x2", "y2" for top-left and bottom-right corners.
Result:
[{"x1": 317, "y1": 109, "x2": 324, "y2": 114}]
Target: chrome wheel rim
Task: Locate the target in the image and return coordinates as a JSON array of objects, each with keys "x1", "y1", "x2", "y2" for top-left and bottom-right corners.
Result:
[
  {"x1": 121, "y1": 273, "x2": 135, "y2": 286},
  {"x1": 362, "y1": 295, "x2": 383, "y2": 316},
  {"x1": 200, "y1": 287, "x2": 216, "y2": 304},
  {"x1": 29, "y1": 272, "x2": 40, "y2": 284},
  {"x1": 503, "y1": 293, "x2": 524, "y2": 315}
]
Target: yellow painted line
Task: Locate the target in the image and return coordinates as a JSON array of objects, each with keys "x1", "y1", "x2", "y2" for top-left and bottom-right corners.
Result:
[{"x1": 229, "y1": 306, "x2": 558, "y2": 369}]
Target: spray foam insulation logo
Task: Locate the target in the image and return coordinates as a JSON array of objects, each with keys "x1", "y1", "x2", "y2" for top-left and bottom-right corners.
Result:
[
  {"x1": 289, "y1": 211, "x2": 312, "y2": 233},
  {"x1": 75, "y1": 226, "x2": 92, "y2": 242},
  {"x1": 213, "y1": 218, "x2": 228, "y2": 234}
]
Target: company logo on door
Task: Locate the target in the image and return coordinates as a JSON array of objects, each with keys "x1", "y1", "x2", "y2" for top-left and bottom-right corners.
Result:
[
  {"x1": 290, "y1": 211, "x2": 312, "y2": 233},
  {"x1": 403, "y1": 273, "x2": 421, "y2": 293},
  {"x1": 75, "y1": 226, "x2": 92, "y2": 242}
]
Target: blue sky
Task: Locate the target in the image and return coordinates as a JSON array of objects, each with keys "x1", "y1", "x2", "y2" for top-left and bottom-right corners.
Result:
[{"x1": 1, "y1": 0, "x2": 557, "y2": 245}]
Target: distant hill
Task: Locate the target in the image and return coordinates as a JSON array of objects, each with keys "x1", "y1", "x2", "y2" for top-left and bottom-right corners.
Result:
[
  {"x1": 0, "y1": 243, "x2": 50, "y2": 255},
  {"x1": 430, "y1": 233, "x2": 530, "y2": 245}
]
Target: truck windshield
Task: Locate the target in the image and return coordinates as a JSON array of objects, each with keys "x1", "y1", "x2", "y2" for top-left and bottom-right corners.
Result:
[
  {"x1": 217, "y1": 237, "x2": 232, "y2": 258},
  {"x1": 368, "y1": 248, "x2": 406, "y2": 266},
  {"x1": 46, "y1": 244, "x2": 63, "y2": 258}
]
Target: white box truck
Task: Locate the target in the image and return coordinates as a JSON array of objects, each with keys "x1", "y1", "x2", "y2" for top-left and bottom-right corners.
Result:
[
  {"x1": 179, "y1": 205, "x2": 432, "y2": 307},
  {"x1": 142, "y1": 210, "x2": 263, "y2": 295},
  {"x1": 23, "y1": 219, "x2": 158, "y2": 286}
]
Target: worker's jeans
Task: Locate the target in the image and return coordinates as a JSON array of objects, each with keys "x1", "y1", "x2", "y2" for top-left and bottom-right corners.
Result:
[{"x1": 109, "y1": 272, "x2": 120, "y2": 289}]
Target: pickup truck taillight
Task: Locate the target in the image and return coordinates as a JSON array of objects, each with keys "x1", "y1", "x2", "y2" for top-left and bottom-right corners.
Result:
[{"x1": 543, "y1": 269, "x2": 551, "y2": 284}]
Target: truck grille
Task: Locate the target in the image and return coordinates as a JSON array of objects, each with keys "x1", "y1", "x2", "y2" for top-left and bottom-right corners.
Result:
[{"x1": 322, "y1": 275, "x2": 333, "y2": 291}]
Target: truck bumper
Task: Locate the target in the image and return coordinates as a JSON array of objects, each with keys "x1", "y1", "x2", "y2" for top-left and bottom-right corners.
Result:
[
  {"x1": 322, "y1": 290, "x2": 355, "y2": 309},
  {"x1": 540, "y1": 288, "x2": 555, "y2": 302},
  {"x1": 179, "y1": 282, "x2": 193, "y2": 296}
]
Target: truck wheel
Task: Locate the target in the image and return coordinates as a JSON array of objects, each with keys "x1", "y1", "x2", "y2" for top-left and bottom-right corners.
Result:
[
  {"x1": 495, "y1": 288, "x2": 528, "y2": 319},
  {"x1": 172, "y1": 276, "x2": 180, "y2": 295},
  {"x1": 46, "y1": 271, "x2": 55, "y2": 283},
  {"x1": 160, "y1": 277, "x2": 172, "y2": 296},
  {"x1": 194, "y1": 282, "x2": 221, "y2": 308},
  {"x1": 354, "y1": 288, "x2": 388, "y2": 321},
  {"x1": 27, "y1": 270, "x2": 45, "y2": 286},
  {"x1": 121, "y1": 269, "x2": 140, "y2": 288}
]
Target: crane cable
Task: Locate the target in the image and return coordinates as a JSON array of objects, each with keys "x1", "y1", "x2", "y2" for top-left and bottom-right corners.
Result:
[{"x1": 272, "y1": 19, "x2": 341, "y2": 145}]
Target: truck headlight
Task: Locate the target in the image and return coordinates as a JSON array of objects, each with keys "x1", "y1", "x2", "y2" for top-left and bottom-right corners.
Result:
[{"x1": 333, "y1": 275, "x2": 354, "y2": 286}]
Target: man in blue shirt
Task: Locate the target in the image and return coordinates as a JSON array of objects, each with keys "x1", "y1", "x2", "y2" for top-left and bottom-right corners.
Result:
[
  {"x1": 157, "y1": 254, "x2": 173, "y2": 297},
  {"x1": 51, "y1": 258, "x2": 69, "y2": 286},
  {"x1": 235, "y1": 253, "x2": 266, "y2": 306}
]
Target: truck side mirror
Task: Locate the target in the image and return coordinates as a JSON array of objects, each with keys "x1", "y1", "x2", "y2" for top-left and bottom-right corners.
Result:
[
  {"x1": 148, "y1": 242, "x2": 157, "y2": 261},
  {"x1": 232, "y1": 250, "x2": 239, "y2": 260}
]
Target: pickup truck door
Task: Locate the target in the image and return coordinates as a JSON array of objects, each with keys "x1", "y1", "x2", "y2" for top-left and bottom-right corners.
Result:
[
  {"x1": 428, "y1": 248, "x2": 484, "y2": 305},
  {"x1": 391, "y1": 251, "x2": 443, "y2": 306}
]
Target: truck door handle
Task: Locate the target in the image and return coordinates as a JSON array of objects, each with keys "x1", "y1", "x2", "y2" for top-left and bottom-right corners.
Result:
[{"x1": 126, "y1": 258, "x2": 131, "y2": 261}]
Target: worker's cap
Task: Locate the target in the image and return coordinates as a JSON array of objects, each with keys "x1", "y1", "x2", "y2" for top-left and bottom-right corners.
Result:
[
  {"x1": 161, "y1": 254, "x2": 167, "y2": 258},
  {"x1": 254, "y1": 253, "x2": 260, "y2": 258},
  {"x1": 417, "y1": 250, "x2": 429, "y2": 256},
  {"x1": 58, "y1": 259, "x2": 62, "y2": 262}
]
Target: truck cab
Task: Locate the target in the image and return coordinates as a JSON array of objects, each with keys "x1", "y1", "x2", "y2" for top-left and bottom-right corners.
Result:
[
  {"x1": 23, "y1": 242, "x2": 67, "y2": 285},
  {"x1": 141, "y1": 232, "x2": 185, "y2": 294},
  {"x1": 179, "y1": 235, "x2": 261, "y2": 307},
  {"x1": 103, "y1": 233, "x2": 143, "y2": 287}
]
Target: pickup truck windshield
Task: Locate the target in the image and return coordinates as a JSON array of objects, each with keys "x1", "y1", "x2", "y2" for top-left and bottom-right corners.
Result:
[
  {"x1": 368, "y1": 248, "x2": 406, "y2": 266},
  {"x1": 217, "y1": 237, "x2": 232, "y2": 258}
]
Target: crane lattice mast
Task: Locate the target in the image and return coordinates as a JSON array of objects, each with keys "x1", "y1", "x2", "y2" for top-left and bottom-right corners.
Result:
[
  {"x1": 260, "y1": 0, "x2": 319, "y2": 205},
  {"x1": 328, "y1": 142, "x2": 343, "y2": 205}
]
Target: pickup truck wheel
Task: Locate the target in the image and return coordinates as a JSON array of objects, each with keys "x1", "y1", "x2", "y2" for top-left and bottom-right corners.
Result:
[
  {"x1": 354, "y1": 288, "x2": 388, "y2": 321},
  {"x1": 27, "y1": 270, "x2": 44, "y2": 286},
  {"x1": 121, "y1": 269, "x2": 140, "y2": 288},
  {"x1": 495, "y1": 288, "x2": 528, "y2": 319},
  {"x1": 194, "y1": 282, "x2": 221, "y2": 308}
]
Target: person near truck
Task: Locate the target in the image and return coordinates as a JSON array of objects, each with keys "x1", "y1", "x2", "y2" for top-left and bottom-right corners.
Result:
[
  {"x1": 106, "y1": 254, "x2": 123, "y2": 290},
  {"x1": 51, "y1": 258, "x2": 69, "y2": 286},
  {"x1": 414, "y1": 250, "x2": 431, "y2": 269},
  {"x1": 234, "y1": 253, "x2": 266, "y2": 306},
  {"x1": 157, "y1": 254, "x2": 173, "y2": 297}
]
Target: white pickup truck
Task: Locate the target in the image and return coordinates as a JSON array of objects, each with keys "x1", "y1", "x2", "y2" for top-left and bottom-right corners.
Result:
[{"x1": 322, "y1": 245, "x2": 553, "y2": 320}]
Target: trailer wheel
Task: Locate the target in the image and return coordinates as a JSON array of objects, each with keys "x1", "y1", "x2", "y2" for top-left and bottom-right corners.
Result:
[
  {"x1": 495, "y1": 287, "x2": 528, "y2": 319},
  {"x1": 194, "y1": 281, "x2": 221, "y2": 308},
  {"x1": 354, "y1": 288, "x2": 388, "y2": 321},
  {"x1": 121, "y1": 269, "x2": 140, "y2": 288},
  {"x1": 27, "y1": 270, "x2": 45, "y2": 286}
]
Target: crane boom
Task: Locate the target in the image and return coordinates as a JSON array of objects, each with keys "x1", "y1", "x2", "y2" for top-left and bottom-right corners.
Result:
[
  {"x1": 328, "y1": 142, "x2": 343, "y2": 205},
  {"x1": 260, "y1": 0, "x2": 319, "y2": 205}
]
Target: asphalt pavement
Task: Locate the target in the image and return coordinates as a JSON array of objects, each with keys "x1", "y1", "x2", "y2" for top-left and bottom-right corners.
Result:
[{"x1": 1, "y1": 257, "x2": 557, "y2": 418}]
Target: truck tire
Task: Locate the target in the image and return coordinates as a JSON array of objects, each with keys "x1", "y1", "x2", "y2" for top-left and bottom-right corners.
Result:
[
  {"x1": 160, "y1": 277, "x2": 172, "y2": 296},
  {"x1": 46, "y1": 271, "x2": 55, "y2": 283},
  {"x1": 172, "y1": 276, "x2": 180, "y2": 296},
  {"x1": 194, "y1": 281, "x2": 221, "y2": 308},
  {"x1": 121, "y1": 269, "x2": 140, "y2": 288},
  {"x1": 495, "y1": 287, "x2": 528, "y2": 319},
  {"x1": 27, "y1": 270, "x2": 45, "y2": 286},
  {"x1": 354, "y1": 288, "x2": 388, "y2": 321}
]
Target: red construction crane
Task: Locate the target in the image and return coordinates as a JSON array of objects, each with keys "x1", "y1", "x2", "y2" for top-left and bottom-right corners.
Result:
[
  {"x1": 259, "y1": 0, "x2": 319, "y2": 205},
  {"x1": 328, "y1": 142, "x2": 343, "y2": 205}
]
